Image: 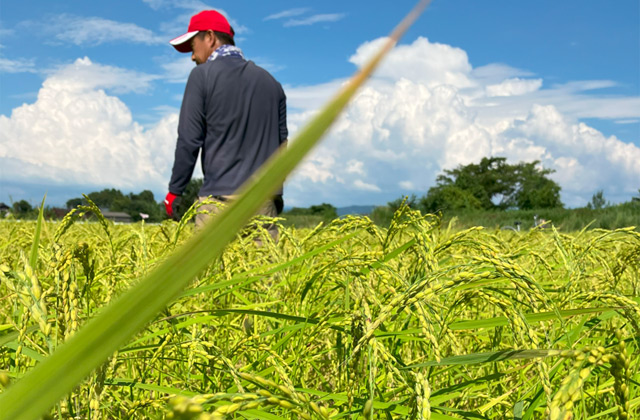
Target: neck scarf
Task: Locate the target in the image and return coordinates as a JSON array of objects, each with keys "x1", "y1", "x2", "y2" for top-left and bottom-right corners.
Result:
[{"x1": 207, "y1": 45, "x2": 245, "y2": 62}]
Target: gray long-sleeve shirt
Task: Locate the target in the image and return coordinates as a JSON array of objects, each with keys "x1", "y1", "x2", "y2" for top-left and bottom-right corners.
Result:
[{"x1": 169, "y1": 55, "x2": 287, "y2": 197}]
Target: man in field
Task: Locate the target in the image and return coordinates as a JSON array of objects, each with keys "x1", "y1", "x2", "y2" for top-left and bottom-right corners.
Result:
[{"x1": 164, "y1": 10, "x2": 287, "y2": 240}]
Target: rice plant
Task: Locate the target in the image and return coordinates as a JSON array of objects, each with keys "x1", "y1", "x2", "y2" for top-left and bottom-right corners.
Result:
[
  {"x1": 1, "y1": 1, "x2": 638, "y2": 418},
  {"x1": 0, "y1": 205, "x2": 638, "y2": 419}
]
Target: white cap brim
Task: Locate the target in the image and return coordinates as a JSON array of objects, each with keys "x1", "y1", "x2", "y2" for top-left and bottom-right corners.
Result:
[{"x1": 169, "y1": 31, "x2": 199, "y2": 52}]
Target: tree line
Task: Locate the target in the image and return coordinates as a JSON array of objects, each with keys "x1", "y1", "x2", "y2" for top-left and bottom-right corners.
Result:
[
  {"x1": 3, "y1": 190, "x2": 166, "y2": 222},
  {"x1": 2, "y1": 178, "x2": 207, "y2": 223},
  {"x1": 3, "y1": 157, "x2": 638, "y2": 224},
  {"x1": 379, "y1": 157, "x2": 563, "y2": 216},
  {"x1": 368, "y1": 157, "x2": 639, "y2": 229}
]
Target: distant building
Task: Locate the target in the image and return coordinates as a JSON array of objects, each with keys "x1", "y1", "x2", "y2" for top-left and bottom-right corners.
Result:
[{"x1": 102, "y1": 211, "x2": 133, "y2": 223}]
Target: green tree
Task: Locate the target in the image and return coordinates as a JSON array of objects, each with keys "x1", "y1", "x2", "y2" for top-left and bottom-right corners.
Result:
[
  {"x1": 86, "y1": 188, "x2": 127, "y2": 210},
  {"x1": 587, "y1": 190, "x2": 607, "y2": 210},
  {"x1": 12, "y1": 200, "x2": 33, "y2": 217},
  {"x1": 66, "y1": 197, "x2": 83, "y2": 209},
  {"x1": 420, "y1": 185, "x2": 484, "y2": 212},
  {"x1": 286, "y1": 203, "x2": 337, "y2": 221},
  {"x1": 127, "y1": 190, "x2": 163, "y2": 222},
  {"x1": 68, "y1": 188, "x2": 166, "y2": 222},
  {"x1": 513, "y1": 161, "x2": 562, "y2": 210},
  {"x1": 129, "y1": 190, "x2": 155, "y2": 203},
  {"x1": 308, "y1": 203, "x2": 338, "y2": 219},
  {"x1": 421, "y1": 157, "x2": 562, "y2": 212}
]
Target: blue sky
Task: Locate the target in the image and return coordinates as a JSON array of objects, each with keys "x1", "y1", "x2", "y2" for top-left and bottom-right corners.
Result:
[{"x1": 1, "y1": 0, "x2": 638, "y2": 209}]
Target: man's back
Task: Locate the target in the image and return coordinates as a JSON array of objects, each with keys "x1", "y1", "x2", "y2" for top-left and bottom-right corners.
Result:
[
  {"x1": 164, "y1": 10, "x2": 288, "y2": 228},
  {"x1": 169, "y1": 56, "x2": 288, "y2": 197}
]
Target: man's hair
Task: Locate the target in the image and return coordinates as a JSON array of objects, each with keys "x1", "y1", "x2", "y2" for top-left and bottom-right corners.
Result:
[
  {"x1": 196, "y1": 28, "x2": 235, "y2": 46},
  {"x1": 215, "y1": 29, "x2": 235, "y2": 46}
]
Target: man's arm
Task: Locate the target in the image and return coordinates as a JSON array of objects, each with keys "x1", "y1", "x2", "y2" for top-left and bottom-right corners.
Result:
[{"x1": 169, "y1": 67, "x2": 206, "y2": 195}]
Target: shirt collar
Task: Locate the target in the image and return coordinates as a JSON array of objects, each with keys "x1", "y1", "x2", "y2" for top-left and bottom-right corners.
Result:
[{"x1": 207, "y1": 45, "x2": 245, "y2": 62}]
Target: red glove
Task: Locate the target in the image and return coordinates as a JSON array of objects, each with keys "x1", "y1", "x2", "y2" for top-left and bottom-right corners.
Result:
[{"x1": 164, "y1": 192, "x2": 180, "y2": 219}]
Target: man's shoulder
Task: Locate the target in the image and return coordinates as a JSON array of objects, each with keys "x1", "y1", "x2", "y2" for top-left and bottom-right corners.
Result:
[
  {"x1": 216, "y1": 58, "x2": 266, "y2": 73},
  {"x1": 195, "y1": 58, "x2": 283, "y2": 92},
  {"x1": 187, "y1": 62, "x2": 207, "y2": 81},
  {"x1": 196, "y1": 57, "x2": 271, "y2": 75},
  {"x1": 245, "y1": 61, "x2": 283, "y2": 86},
  {"x1": 188, "y1": 59, "x2": 234, "y2": 83}
]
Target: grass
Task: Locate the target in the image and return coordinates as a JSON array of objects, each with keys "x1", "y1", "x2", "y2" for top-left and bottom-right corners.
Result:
[
  {"x1": 369, "y1": 202, "x2": 640, "y2": 232},
  {"x1": 0, "y1": 205, "x2": 639, "y2": 419},
  {"x1": 0, "y1": 1, "x2": 638, "y2": 417}
]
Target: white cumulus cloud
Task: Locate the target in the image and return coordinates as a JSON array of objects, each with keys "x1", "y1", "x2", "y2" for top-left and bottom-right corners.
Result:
[
  {"x1": 486, "y1": 78, "x2": 543, "y2": 97},
  {"x1": 349, "y1": 37, "x2": 474, "y2": 88},
  {"x1": 353, "y1": 180, "x2": 381, "y2": 192},
  {"x1": 346, "y1": 159, "x2": 365, "y2": 175},
  {"x1": 264, "y1": 8, "x2": 310, "y2": 21},
  {"x1": 0, "y1": 58, "x2": 175, "y2": 193},
  {"x1": 284, "y1": 36, "x2": 640, "y2": 207},
  {"x1": 161, "y1": 56, "x2": 195, "y2": 84},
  {"x1": 0, "y1": 57, "x2": 37, "y2": 73},
  {"x1": 36, "y1": 14, "x2": 163, "y2": 46},
  {"x1": 399, "y1": 180, "x2": 415, "y2": 190},
  {"x1": 3, "y1": 36, "x2": 638, "y2": 209},
  {"x1": 284, "y1": 13, "x2": 346, "y2": 27},
  {"x1": 45, "y1": 57, "x2": 160, "y2": 94}
]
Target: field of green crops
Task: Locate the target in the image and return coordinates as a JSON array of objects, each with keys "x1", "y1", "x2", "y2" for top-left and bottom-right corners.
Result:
[{"x1": 1, "y1": 206, "x2": 639, "y2": 419}]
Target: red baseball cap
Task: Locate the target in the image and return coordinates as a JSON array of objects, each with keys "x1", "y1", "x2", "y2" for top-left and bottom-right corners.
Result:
[{"x1": 170, "y1": 10, "x2": 234, "y2": 53}]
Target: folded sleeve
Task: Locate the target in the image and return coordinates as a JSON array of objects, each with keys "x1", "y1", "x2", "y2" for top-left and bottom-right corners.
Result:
[{"x1": 278, "y1": 91, "x2": 288, "y2": 144}]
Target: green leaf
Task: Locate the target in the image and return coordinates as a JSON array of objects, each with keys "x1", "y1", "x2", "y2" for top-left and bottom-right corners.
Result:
[
  {"x1": 2, "y1": 341, "x2": 45, "y2": 362},
  {"x1": 513, "y1": 400, "x2": 524, "y2": 420},
  {"x1": 584, "y1": 396, "x2": 640, "y2": 419},
  {"x1": 449, "y1": 307, "x2": 615, "y2": 330},
  {"x1": 403, "y1": 349, "x2": 558, "y2": 369},
  {"x1": 0, "y1": 325, "x2": 38, "y2": 347},
  {"x1": 0, "y1": 2, "x2": 432, "y2": 419},
  {"x1": 104, "y1": 378, "x2": 196, "y2": 396},
  {"x1": 237, "y1": 410, "x2": 290, "y2": 420}
]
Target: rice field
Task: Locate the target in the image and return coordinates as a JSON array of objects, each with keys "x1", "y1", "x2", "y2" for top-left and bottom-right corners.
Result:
[{"x1": 1, "y1": 205, "x2": 638, "y2": 419}]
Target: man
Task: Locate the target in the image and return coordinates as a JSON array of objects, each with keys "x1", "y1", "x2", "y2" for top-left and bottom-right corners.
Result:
[{"x1": 164, "y1": 10, "x2": 287, "y2": 240}]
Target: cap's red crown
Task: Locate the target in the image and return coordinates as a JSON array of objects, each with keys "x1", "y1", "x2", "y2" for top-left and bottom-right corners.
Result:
[{"x1": 169, "y1": 10, "x2": 233, "y2": 53}]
